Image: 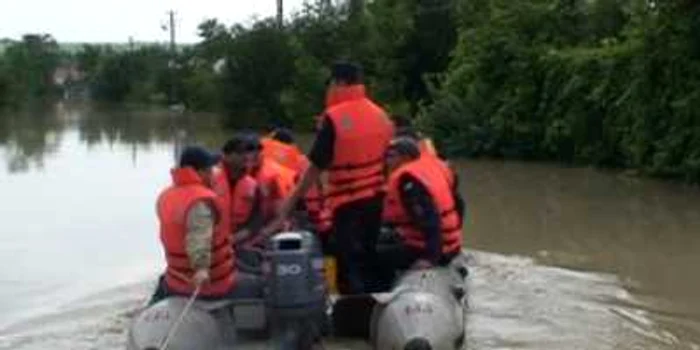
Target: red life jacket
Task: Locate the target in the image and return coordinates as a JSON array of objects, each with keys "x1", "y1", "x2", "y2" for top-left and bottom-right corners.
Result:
[
  {"x1": 212, "y1": 164, "x2": 232, "y2": 235},
  {"x1": 157, "y1": 167, "x2": 236, "y2": 297},
  {"x1": 323, "y1": 85, "x2": 394, "y2": 211},
  {"x1": 296, "y1": 157, "x2": 333, "y2": 234},
  {"x1": 230, "y1": 174, "x2": 257, "y2": 233},
  {"x1": 381, "y1": 157, "x2": 462, "y2": 255}
]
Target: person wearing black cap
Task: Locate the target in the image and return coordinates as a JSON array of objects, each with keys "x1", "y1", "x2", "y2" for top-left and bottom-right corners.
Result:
[
  {"x1": 262, "y1": 61, "x2": 395, "y2": 294},
  {"x1": 377, "y1": 137, "x2": 463, "y2": 283},
  {"x1": 151, "y1": 145, "x2": 237, "y2": 302}
]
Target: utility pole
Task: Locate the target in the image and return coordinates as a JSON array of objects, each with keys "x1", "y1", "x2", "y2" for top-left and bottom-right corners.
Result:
[
  {"x1": 276, "y1": 0, "x2": 283, "y2": 29},
  {"x1": 168, "y1": 10, "x2": 176, "y2": 105},
  {"x1": 164, "y1": 10, "x2": 185, "y2": 165},
  {"x1": 168, "y1": 10, "x2": 176, "y2": 55}
]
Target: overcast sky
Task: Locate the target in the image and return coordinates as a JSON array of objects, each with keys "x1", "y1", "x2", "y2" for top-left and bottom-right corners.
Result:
[{"x1": 0, "y1": 0, "x2": 308, "y2": 43}]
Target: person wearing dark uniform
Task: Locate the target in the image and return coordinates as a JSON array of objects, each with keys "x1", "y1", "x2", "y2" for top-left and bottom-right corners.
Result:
[
  {"x1": 394, "y1": 127, "x2": 466, "y2": 226},
  {"x1": 262, "y1": 62, "x2": 395, "y2": 294},
  {"x1": 263, "y1": 128, "x2": 334, "y2": 245},
  {"x1": 377, "y1": 138, "x2": 463, "y2": 283}
]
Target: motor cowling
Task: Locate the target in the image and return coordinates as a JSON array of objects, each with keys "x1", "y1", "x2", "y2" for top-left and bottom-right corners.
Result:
[
  {"x1": 263, "y1": 231, "x2": 328, "y2": 348},
  {"x1": 264, "y1": 231, "x2": 327, "y2": 317}
]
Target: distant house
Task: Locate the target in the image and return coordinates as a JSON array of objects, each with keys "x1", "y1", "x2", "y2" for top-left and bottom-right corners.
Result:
[{"x1": 53, "y1": 63, "x2": 84, "y2": 86}]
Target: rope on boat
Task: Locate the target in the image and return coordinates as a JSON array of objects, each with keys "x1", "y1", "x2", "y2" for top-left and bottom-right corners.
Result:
[{"x1": 158, "y1": 284, "x2": 201, "y2": 350}]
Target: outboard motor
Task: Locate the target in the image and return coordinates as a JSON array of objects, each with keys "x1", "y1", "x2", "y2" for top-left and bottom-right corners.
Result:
[{"x1": 264, "y1": 231, "x2": 328, "y2": 349}]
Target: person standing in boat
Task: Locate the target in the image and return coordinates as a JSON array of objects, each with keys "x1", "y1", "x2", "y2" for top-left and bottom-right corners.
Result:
[
  {"x1": 151, "y1": 146, "x2": 238, "y2": 302},
  {"x1": 376, "y1": 138, "x2": 463, "y2": 282},
  {"x1": 262, "y1": 62, "x2": 395, "y2": 294}
]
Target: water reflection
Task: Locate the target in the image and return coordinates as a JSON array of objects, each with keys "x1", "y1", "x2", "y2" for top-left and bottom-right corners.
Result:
[
  {"x1": 0, "y1": 105, "x2": 64, "y2": 173},
  {"x1": 0, "y1": 102, "x2": 226, "y2": 174}
]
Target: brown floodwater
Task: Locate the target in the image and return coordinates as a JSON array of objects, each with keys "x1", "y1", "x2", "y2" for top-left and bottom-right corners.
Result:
[{"x1": 0, "y1": 102, "x2": 698, "y2": 349}]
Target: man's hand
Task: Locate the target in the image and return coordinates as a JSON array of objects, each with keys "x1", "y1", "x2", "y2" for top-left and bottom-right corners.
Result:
[
  {"x1": 192, "y1": 269, "x2": 210, "y2": 286},
  {"x1": 259, "y1": 217, "x2": 285, "y2": 240},
  {"x1": 233, "y1": 229, "x2": 251, "y2": 244}
]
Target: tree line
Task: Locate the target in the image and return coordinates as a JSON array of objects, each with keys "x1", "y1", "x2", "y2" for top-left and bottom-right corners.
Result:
[{"x1": 1, "y1": 0, "x2": 699, "y2": 182}]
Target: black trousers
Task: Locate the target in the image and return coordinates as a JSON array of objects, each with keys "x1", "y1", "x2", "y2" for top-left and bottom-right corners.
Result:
[
  {"x1": 375, "y1": 228, "x2": 459, "y2": 287},
  {"x1": 330, "y1": 195, "x2": 384, "y2": 294}
]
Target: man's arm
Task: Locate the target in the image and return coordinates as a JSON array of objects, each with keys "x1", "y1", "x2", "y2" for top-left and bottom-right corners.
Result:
[
  {"x1": 262, "y1": 117, "x2": 335, "y2": 234},
  {"x1": 307, "y1": 117, "x2": 335, "y2": 170},
  {"x1": 185, "y1": 200, "x2": 215, "y2": 283},
  {"x1": 398, "y1": 174, "x2": 442, "y2": 265}
]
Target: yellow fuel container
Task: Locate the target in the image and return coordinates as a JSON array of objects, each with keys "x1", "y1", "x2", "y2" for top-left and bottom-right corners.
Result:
[{"x1": 323, "y1": 256, "x2": 338, "y2": 295}]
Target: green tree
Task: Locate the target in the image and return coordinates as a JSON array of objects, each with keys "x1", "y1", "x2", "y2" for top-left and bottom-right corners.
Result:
[{"x1": 219, "y1": 20, "x2": 296, "y2": 128}]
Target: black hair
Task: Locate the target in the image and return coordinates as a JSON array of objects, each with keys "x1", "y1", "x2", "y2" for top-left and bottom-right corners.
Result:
[
  {"x1": 222, "y1": 131, "x2": 260, "y2": 154},
  {"x1": 270, "y1": 128, "x2": 295, "y2": 145},
  {"x1": 394, "y1": 127, "x2": 420, "y2": 141},
  {"x1": 387, "y1": 137, "x2": 421, "y2": 159},
  {"x1": 331, "y1": 61, "x2": 363, "y2": 85},
  {"x1": 392, "y1": 114, "x2": 413, "y2": 128}
]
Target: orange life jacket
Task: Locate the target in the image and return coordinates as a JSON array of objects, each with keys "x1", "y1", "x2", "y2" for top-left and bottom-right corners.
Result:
[
  {"x1": 260, "y1": 137, "x2": 306, "y2": 172},
  {"x1": 157, "y1": 167, "x2": 236, "y2": 297},
  {"x1": 382, "y1": 157, "x2": 462, "y2": 255},
  {"x1": 323, "y1": 85, "x2": 394, "y2": 210},
  {"x1": 251, "y1": 157, "x2": 295, "y2": 222}
]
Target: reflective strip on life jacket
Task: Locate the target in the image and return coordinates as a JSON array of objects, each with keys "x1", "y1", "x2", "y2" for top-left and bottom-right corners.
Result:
[{"x1": 304, "y1": 183, "x2": 333, "y2": 234}]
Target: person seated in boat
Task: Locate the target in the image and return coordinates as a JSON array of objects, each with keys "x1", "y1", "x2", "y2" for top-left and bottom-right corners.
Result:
[
  {"x1": 394, "y1": 126, "x2": 466, "y2": 226},
  {"x1": 150, "y1": 146, "x2": 261, "y2": 304},
  {"x1": 261, "y1": 127, "x2": 334, "y2": 247},
  {"x1": 376, "y1": 137, "x2": 463, "y2": 284},
  {"x1": 260, "y1": 127, "x2": 306, "y2": 172},
  {"x1": 392, "y1": 116, "x2": 441, "y2": 159},
  {"x1": 239, "y1": 132, "x2": 297, "y2": 241},
  {"x1": 219, "y1": 134, "x2": 268, "y2": 273}
]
